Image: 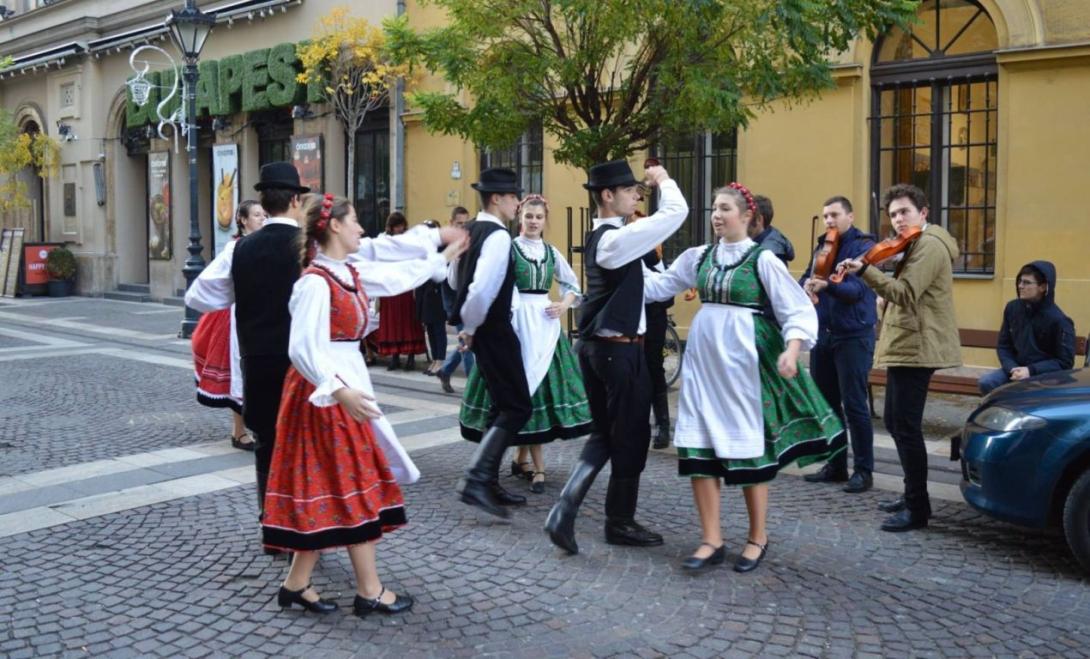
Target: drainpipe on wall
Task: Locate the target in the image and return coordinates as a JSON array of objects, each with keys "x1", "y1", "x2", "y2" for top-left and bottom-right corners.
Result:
[{"x1": 393, "y1": 0, "x2": 406, "y2": 213}]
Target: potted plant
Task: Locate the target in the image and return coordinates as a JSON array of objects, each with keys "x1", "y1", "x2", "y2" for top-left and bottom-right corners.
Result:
[{"x1": 45, "y1": 245, "x2": 77, "y2": 297}]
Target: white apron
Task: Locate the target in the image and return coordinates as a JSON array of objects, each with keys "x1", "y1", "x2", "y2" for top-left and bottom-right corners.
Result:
[{"x1": 512, "y1": 291, "x2": 560, "y2": 396}]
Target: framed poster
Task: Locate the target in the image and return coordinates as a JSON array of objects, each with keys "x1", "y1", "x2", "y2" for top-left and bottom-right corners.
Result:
[
  {"x1": 212, "y1": 143, "x2": 240, "y2": 256},
  {"x1": 147, "y1": 151, "x2": 172, "y2": 260},
  {"x1": 291, "y1": 134, "x2": 323, "y2": 192}
]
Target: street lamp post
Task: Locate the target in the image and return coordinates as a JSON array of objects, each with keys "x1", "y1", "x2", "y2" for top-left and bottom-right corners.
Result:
[{"x1": 166, "y1": 0, "x2": 215, "y2": 339}]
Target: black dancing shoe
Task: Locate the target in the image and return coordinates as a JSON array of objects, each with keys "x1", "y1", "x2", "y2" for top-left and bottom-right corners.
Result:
[
  {"x1": 353, "y1": 588, "x2": 414, "y2": 617},
  {"x1": 277, "y1": 584, "x2": 339, "y2": 613},
  {"x1": 386, "y1": 355, "x2": 402, "y2": 371},
  {"x1": 878, "y1": 496, "x2": 906, "y2": 513},
  {"x1": 803, "y1": 463, "x2": 849, "y2": 483},
  {"x1": 880, "y1": 509, "x2": 928, "y2": 532},
  {"x1": 604, "y1": 518, "x2": 664, "y2": 547},
  {"x1": 681, "y1": 543, "x2": 725, "y2": 571},
  {"x1": 733, "y1": 539, "x2": 769, "y2": 573}
]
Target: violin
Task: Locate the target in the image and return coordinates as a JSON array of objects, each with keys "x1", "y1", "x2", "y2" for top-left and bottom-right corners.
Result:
[
  {"x1": 830, "y1": 225, "x2": 923, "y2": 283},
  {"x1": 806, "y1": 226, "x2": 841, "y2": 304}
]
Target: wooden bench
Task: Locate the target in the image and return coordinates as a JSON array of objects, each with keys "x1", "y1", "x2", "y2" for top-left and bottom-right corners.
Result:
[{"x1": 866, "y1": 329, "x2": 1088, "y2": 416}]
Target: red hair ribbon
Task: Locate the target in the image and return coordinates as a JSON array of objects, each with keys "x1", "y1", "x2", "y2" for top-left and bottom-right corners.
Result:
[
  {"x1": 518, "y1": 193, "x2": 549, "y2": 216},
  {"x1": 727, "y1": 182, "x2": 757, "y2": 215},
  {"x1": 316, "y1": 193, "x2": 334, "y2": 232}
]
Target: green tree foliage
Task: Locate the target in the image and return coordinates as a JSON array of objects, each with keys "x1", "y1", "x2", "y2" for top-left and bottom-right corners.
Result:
[
  {"x1": 386, "y1": 0, "x2": 918, "y2": 168},
  {"x1": 0, "y1": 109, "x2": 60, "y2": 214}
]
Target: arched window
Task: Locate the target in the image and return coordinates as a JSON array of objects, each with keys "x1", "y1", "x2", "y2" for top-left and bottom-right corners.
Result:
[{"x1": 871, "y1": 0, "x2": 998, "y2": 274}]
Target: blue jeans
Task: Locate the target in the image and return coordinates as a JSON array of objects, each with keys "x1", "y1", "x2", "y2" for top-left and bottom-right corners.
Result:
[
  {"x1": 810, "y1": 333, "x2": 875, "y2": 473},
  {"x1": 439, "y1": 323, "x2": 474, "y2": 377},
  {"x1": 978, "y1": 368, "x2": 1010, "y2": 394}
]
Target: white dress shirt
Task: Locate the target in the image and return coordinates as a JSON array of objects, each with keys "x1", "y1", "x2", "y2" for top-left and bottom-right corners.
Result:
[
  {"x1": 448, "y1": 211, "x2": 512, "y2": 336},
  {"x1": 184, "y1": 218, "x2": 443, "y2": 313},
  {"x1": 590, "y1": 178, "x2": 689, "y2": 335}
]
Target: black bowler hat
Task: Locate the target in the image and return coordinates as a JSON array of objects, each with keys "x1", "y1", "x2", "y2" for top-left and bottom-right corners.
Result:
[
  {"x1": 471, "y1": 167, "x2": 523, "y2": 194},
  {"x1": 583, "y1": 160, "x2": 639, "y2": 190},
  {"x1": 253, "y1": 161, "x2": 310, "y2": 193}
]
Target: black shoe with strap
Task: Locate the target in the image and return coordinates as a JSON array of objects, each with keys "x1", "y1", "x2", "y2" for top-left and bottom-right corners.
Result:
[
  {"x1": 353, "y1": 588, "x2": 414, "y2": 617},
  {"x1": 510, "y1": 460, "x2": 533, "y2": 480},
  {"x1": 733, "y1": 539, "x2": 769, "y2": 573},
  {"x1": 530, "y1": 471, "x2": 545, "y2": 494},
  {"x1": 803, "y1": 463, "x2": 849, "y2": 483},
  {"x1": 681, "y1": 543, "x2": 725, "y2": 571},
  {"x1": 277, "y1": 584, "x2": 339, "y2": 613}
]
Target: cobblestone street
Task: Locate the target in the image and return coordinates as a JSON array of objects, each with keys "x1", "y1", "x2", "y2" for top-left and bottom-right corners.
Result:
[{"x1": 1, "y1": 297, "x2": 1088, "y2": 658}]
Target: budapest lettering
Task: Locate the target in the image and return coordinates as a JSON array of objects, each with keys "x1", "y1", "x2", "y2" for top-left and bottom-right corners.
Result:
[{"x1": 126, "y1": 42, "x2": 323, "y2": 127}]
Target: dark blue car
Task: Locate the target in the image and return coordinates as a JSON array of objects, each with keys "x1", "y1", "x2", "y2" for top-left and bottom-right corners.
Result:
[{"x1": 957, "y1": 366, "x2": 1090, "y2": 572}]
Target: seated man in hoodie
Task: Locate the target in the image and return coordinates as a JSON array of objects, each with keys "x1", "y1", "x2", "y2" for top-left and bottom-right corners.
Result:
[{"x1": 980, "y1": 261, "x2": 1076, "y2": 394}]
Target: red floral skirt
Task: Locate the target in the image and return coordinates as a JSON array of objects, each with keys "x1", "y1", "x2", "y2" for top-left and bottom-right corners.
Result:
[
  {"x1": 261, "y1": 368, "x2": 406, "y2": 551},
  {"x1": 374, "y1": 291, "x2": 426, "y2": 356},
  {"x1": 191, "y1": 309, "x2": 240, "y2": 413}
]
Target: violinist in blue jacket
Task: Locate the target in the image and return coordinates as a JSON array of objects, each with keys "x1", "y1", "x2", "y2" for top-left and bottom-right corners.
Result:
[{"x1": 800, "y1": 196, "x2": 878, "y2": 493}]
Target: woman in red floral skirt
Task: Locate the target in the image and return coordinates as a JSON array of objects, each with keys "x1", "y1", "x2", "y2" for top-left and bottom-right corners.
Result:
[
  {"x1": 373, "y1": 211, "x2": 428, "y2": 370},
  {"x1": 191, "y1": 200, "x2": 266, "y2": 450},
  {"x1": 263, "y1": 194, "x2": 466, "y2": 617}
]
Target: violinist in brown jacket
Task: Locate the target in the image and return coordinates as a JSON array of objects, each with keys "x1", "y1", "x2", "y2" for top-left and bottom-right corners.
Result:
[{"x1": 838, "y1": 183, "x2": 960, "y2": 533}]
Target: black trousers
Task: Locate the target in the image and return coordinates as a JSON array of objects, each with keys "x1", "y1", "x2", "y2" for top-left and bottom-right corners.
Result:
[
  {"x1": 240, "y1": 355, "x2": 292, "y2": 485},
  {"x1": 424, "y1": 321, "x2": 447, "y2": 362},
  {"x1": 472, "y1": 322, "x2": 532, "y2": 434},
  {"x1": 810, "y1": 334, "x2": 875, "y2": 473},
  {"x1": 883, "y1": 366, "x2": 935, "y2": 515},
  {"x1": 643, "y1": 304, "x2": 669, "y2": 400},
  {"x1": 576, "y1": 340, "x2": 653, "y2": 482}
]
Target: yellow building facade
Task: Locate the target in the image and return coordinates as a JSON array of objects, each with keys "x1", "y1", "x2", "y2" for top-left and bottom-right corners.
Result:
[{"x1": 403, "y1": 0, "x2": 1090, "y2": 369}]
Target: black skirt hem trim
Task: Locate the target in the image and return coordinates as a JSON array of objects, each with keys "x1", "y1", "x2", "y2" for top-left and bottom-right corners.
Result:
[
  {"x1": 261, "y1": 507, "x2": 407, "y2": 552},
  {"x1": 678, "y1": 436, "x2": 847, "y2": 485},
  {"x1": 196, "y1": 393, "x2": 242, "y2": 414},
  {"x1": 460, "y1": 422, "x2": 593, "y2": 446}
]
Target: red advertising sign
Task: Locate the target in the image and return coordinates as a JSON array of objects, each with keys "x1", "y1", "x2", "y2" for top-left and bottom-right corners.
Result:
[{"x1": 24, "y1": 244, "x2": 57, "y2": 285}]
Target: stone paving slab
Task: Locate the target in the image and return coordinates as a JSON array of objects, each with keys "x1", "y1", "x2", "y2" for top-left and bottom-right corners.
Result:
[
  {"x1": 0, "y1": 352, "x2": 234, "y2": 477},
  {"x1": 0, "y1": 440, "x2": 1086, "y2": 658}
]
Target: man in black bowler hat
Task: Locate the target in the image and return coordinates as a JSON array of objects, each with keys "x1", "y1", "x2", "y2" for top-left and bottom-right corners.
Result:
[
  {"x1": 186, "y1": 162, "x2": 461, "y2": 538},
  {"x1": 545, "y1": 159, "x2": 688, "y2": 554},
  {"x1": 449, "y1": 167, "x2": 533, "y2": 518}
]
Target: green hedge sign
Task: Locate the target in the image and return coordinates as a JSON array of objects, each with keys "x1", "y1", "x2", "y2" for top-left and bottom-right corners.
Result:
[{"x1": 126, "y1": 42, "x2": 323, "y2": 127}]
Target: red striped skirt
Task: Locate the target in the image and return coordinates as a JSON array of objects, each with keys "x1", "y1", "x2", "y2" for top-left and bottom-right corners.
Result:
[
  {"x1": 261, "y1": 367, "x2": 406, "y2": 551},
  {"x1": 374, "y1": 291, "x2": 426, "y2": 356},
  {"x1": 191, "y1": 309, "x2": 240, "y2": 413}
]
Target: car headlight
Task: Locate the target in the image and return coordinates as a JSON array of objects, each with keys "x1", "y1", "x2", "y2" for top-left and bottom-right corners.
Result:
[{"x1": 973, "y1": 405, "x2": 1047, "y2": 432}]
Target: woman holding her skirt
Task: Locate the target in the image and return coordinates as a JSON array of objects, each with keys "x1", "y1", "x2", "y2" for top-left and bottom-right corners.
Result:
[
  {"x1": 190, "y1": 200, "x2": 266, "y2": 450},
  {"x1": 263, "y1": 193, "x2": 465, "y2": 616},
  {"x1": 644, "y1": 183, "x2": 844, "y2": 573},
  {"x1": 458, "y1": 195, "x2": 592, "y2": 493}
]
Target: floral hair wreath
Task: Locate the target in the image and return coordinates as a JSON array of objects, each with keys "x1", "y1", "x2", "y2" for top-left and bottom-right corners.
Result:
[
  {"x1": 315, "y1": 192, "x2": 335, "y2": 232},
  {"x1": 727, "y1": 182, "x2": 757, "y2": 216},
  {"x1": 518, "y1": 193, "x2": 550, "y2": 216}
]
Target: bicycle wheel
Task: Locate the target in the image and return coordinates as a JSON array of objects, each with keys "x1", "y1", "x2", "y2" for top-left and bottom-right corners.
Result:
[{"x1": 662, "y1": 325, "x2": 683, "y2": 388}]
